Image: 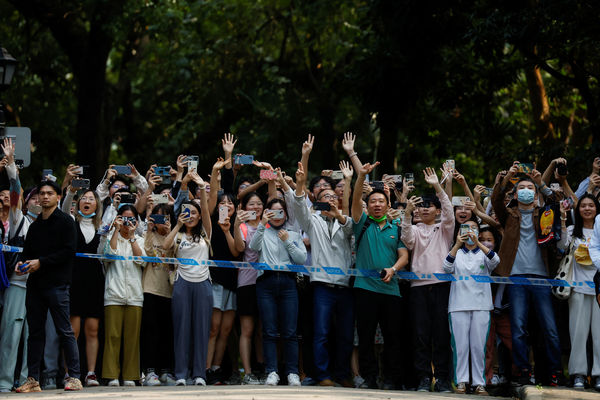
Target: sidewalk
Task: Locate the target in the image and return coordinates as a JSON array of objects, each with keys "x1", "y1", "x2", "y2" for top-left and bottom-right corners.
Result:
[
  {"x1": 519, "y1": 385, "x2": 600, "y2": 400},
  {"x1": 0, "y1": 386, "x2": 507, "y2": 399}
]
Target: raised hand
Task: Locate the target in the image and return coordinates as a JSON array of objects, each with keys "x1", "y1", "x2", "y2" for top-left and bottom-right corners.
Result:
[
  {"x1": 423, "y1": 167, "x2": 439, "y2": 186},
  {"x1": 1, "y1": 137, "x2": 14, "y2": 159},
  {"x1": 358, "y1": 162, "x2": 380, "y2": 177},
  {"x1": 302, "y1": 134, "x2": 314, "y2": 156},
  {"x1": 213, "y1": 157, "x2": 231, "y2": 171},
  {"x1": 295, "y1": 162, "x2": 306, "y2": 185},
  {"x1": 252, "y1": 160, "x2": 273, "y2": 170},
  {"x1": 176, "y1": 155, "x2": 187, "y2": 171},
  {"x1": 222, "y1": 133, "x2": 237, "y2": 156},
  {"x1": 339, "y1": 160, "x2": 353, "y2": 180},
  {"x1": 342, "y1": 132, "x2": 355, "y2": 154}
]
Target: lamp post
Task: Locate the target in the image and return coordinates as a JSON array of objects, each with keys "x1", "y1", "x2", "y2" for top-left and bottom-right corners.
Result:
[{"x1": 0, "y1": 46, "x2": 17, "y2": 136}]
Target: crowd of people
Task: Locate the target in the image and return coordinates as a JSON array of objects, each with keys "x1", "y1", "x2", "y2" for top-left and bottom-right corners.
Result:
[{"x1": 0, "y1": 133, "x2": 600, "y2": 395}]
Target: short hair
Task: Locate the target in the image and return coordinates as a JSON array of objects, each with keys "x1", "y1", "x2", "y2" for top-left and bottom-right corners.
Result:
[
  {"x1": 516, "y1": 176, "x2": 537, "y2": 192},
  {"x1": 366, "y1": 189, "x2": 389, "y2": 204},
  {"x1": 265, "y1": 198, "x2": 288, "y2": 218},
  {"x1": 422, "y1": 194, "x2": 441, "y2": 209},
  {"x1": 37, "y1": 180, "x2": 61, "y2": 195},
  {"x1": 308, "y1": 176, "x2": 336, "y2": 193}
]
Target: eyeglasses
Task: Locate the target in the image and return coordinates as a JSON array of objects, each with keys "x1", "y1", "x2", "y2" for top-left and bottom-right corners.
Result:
[
  {"x1": 80, "y1": 197, "x2": 95, "y2": 202},
  {"x1": 320, "y1": 194, "x2": 338, "y2": 200},
  {"x1": 112, "y1": 184, "x2": 127, "y2": 190},
  {"x1": 314, "y1": 183, "x2": 331, "y2": 189},
  {"x1": 239, "y1": 184, "x2": 249, "y2": 190}
]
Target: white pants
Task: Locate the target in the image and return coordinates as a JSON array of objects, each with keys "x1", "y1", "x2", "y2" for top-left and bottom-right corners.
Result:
[
  {"x1": 568, "y1": 291, "x2": 600, "y2": 376},
  {"x1": 449, "y1": 310, "x2": 490, "y2": 386}
]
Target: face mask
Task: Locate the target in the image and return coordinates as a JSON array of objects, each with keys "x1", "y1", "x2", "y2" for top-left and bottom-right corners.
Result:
[
  {"x1": 517, "y1": 188, "x2": 535, "y2": 204},
  {"x1": 78, "y1": 210, "x2": 96, "y2": 219},
  {"x1": 465, "y1": 229, "x2": 478, "y2": 246},
  {"x1": 481, "y1": 240, "x2": 494, "y2": 249},
  {"x1": 27, "y1": 211, "x2": 38, "y2": 219}
]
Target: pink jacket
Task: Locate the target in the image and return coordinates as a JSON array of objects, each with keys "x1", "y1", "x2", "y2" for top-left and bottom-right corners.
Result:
[{"x1": 401, "y1": 190, "x2": 455, "y2": 287}]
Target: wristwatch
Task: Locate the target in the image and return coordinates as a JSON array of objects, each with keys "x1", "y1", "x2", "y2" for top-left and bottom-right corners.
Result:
[{"x1": 129, "y1": 237, "x2": 137, "y2": 243}]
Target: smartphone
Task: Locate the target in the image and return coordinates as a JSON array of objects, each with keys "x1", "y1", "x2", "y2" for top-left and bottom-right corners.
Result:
[
  {"x1": 150, "y1": 193, "x2": 169, "y2": 204},
  {"x1": 259, "y1": 169, "x2": 277, "y2": 180},
  {"x1": 184, "y1": 155, "x2": 199, "y2": 171},
  {"x1": 451, "y1": 196, "x2": 470, "y2": 207},
  {"x1": 459, "y1": 223, "x2": 471, "y2": 236},
  {"x1": 269, "y1": 209, "x2": 284, "y2": 219},
  {"x1": 550, "y1": 183, "x2": 561, "y2": 192},
  {"x1": 73, "y1": 165, "x2": 89, "y2": 176},
  {"x1": 234, "y1": 154, "x2": 254, "y2": 165},
  {"x1": 331, "y1": 170, "x2": 344, "y2": 180},
  {"x1": 483, "y1": 187, "x2": 494, "y2": 197},
  {"x1": 113, "y1": 165, "x2": 132, "y2": 175},
  {"x1": 29, "y1": 204, "x2": 42, "y2": 215},
  {"x1": 149, "y1": 214, "x2": 167, "y2": 225},
  {"x1": 153, "y1": 166, "x2": 171, "y2": 176},
  {"x1": 556, "y1": 163, "x2": 568, "y2": 176},
  {"x1": 516, "y1": 163, "x2": 534, "y2": 174},
  {"x1": 42, "y1": 169, "x2": 53, "y2": 179},
  {"x1": 313, "y1": 202, "x2": 331, "y2": 211},
  {"x1": 405, "y1": 173, "x2": 414, "y2": 185},
  {"x1": 46, "y1": 174, "x2": 57, "y2": 182},
  {"x1": 370, "y1": 181, "x2": 385, "y2": 190},
  {"x1": 181, "y1": 204, "x2": 192, "y2": 219},
  {"x1": 246, "y1": 210, "x2": 257, "y2": 220},
  {"x1": 19, "y1": 263, "x2": 29, "y2": 273},
  {"x1": 562, "y1": 198, "x2": 574, "y2": 209},
  {"x1": 119, "y1": 193, "x2": 136, "y2": 204},
  {"x1": 72, "y1": 178, "x2": 90, "y2": 190},
  {"x1": 446, "y1": 159, "x2": 455, "y2": 172},
  {"x1": 218, "y1": 205, "x2": 229, "y2": 223}
]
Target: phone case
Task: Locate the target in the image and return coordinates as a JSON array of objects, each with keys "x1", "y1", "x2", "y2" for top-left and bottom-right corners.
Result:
[
  {"x1": 219, "y1": 206, "x2": 228, "y2": 223},
  {"x1": 114, "y1": 165, "x2": 132, "y2": 175}
]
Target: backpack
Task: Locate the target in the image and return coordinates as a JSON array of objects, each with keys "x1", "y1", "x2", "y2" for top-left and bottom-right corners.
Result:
[{"x1": 4, "y1": 217, "x2": 25, "y2": 283}]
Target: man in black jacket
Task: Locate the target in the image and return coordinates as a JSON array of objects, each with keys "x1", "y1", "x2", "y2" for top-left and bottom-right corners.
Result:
[{"x1": 15, "y1": 180, "x2": 82, "y2": 392}]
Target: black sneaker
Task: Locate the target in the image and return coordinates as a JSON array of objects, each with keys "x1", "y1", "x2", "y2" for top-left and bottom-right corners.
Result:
[
  {"x1": 435, "y1": 379, "x2": 452, "y2": 393},
  {"x1": 417, "y1": 377, "x2": 431, "y2": 392},
  {"x1": 517, "y1": 370, "x2": 532, "y2": 386},
  {"x1": 550, "y1": 371, "x2": 565, "y2": 387}
]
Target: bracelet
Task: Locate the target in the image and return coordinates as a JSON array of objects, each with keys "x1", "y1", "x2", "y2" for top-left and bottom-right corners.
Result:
[
  {"x1": 349, "y1": 152, "x2": 358, "y2": 158},
  {"x1": 560, "y1": 217, "x2": 567, "y2": 221}
]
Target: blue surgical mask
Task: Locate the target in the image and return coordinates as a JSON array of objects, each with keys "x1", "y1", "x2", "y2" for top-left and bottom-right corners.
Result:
[
  {"x1": 517, "y1": 188, "x2": 535, "y2": 204},
  {"x1": 78, "y1": 210, "x2": 96, "y2": 219}
]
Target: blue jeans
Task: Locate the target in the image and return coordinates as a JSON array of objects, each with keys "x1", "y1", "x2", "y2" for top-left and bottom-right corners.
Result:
[
  {"x1": 256, "y1": 272, "x2": 299, "y2": 375},
  {"x1": 312, "y1": 283, "x2": 354, "y2": 381},
  {"x1": 507, "y1": 275, "x2": 561, "y2": 373}
]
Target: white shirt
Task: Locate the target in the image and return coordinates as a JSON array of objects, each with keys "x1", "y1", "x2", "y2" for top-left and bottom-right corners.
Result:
[
  {"x1": 443, "y1": 247, "x2": 500, "y2": 312},
  {"x1": 559, "y1": 225, "x2": 596, "y2": 295},
  {"x1": 174, "y1": 233, "x2": 210, "y2": 283}
]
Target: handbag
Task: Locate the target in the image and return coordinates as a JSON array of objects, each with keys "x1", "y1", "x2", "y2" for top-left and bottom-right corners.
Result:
[{"x1": 552, "y1": 239, "x2": 576, "y2": 300}]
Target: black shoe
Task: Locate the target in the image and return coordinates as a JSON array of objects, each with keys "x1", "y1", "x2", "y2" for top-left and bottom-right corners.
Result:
[
  {"x1": 516, "y1": 370, "x2": 532, "y2": 386},
  {"x1": 417, "y1": 377, "x2": 431, "y2": 392},
  {"x1": 206, "y1": 369, "x2": 223, "y2": 385},
  {"x1": 435, "y1": 379, "x2": 452, "y2": 393},
  {"x1": 550, "y1": 371, "x2": 565, "y2": 387}
]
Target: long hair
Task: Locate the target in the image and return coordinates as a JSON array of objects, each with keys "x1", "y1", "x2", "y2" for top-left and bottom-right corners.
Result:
[
  {"x1": 75, "y1": 190, "x2": 103, "y2": 230},
  {"x1": 573, "y1": 193, "x2": 600, "y2": 239},
  {"x1": 179, "y1": 200, "x2": 206, "y2": 242},
  {"x1": 479, "y1": 225, "x2": 502, "y2": 252}
]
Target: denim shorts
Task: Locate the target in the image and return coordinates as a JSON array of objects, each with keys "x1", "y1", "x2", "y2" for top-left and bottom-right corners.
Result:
[{"x1": 212, "y1": 283, "x2": 237, "y2": 311}]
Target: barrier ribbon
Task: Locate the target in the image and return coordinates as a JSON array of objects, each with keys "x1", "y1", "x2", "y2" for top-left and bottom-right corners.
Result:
[{"x1": 2, "y1": 244, "x2": 594, "y2": 288}]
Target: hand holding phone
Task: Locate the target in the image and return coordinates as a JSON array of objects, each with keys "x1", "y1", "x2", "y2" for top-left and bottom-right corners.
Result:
[
  {"x1": 113, "y1": 165, "x2": 132, "y2": 175},
  {"x1": 218, "y1": 205, "x2": 229, "y2": 224},
  {"x1": 234, "y1": 154, "x2": 254, "y2": 165}
]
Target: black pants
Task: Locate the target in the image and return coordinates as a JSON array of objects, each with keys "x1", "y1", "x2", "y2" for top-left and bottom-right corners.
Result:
[
  {"x1": 141, "y1": 293, "x2": 174, "y2": 372},
  {"x1": 26, "y1": 285, "x2": 80, "y2": 381},
  {"x1": 410, "y1": 283, "x2": 451, "y2": 381},
  {"x1": 354, "y1": 288, "x2": 403, "y2": 385}
]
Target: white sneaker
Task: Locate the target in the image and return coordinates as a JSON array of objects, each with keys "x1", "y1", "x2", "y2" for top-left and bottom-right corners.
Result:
[
  {"x1": 108, "y1": 379, "x2": 120, "y2": 387},
  {"x1": 265, "y1": 371, "x2": 280, "y2": 386},
  {"x1": 573, "y1": 375, "x2": 585, "y2": 389},
  {"x1": 160, "y1": 373, "x2": 177, "y2": 386},
  {"x1": 287, "y1": 373, "x2": 301, "y2": 386},
  {"x1": 194, "y1": 377, "x2": 206, "y2": 386},
  {"x1": 123, "y1": 380, "x2": 136, "y2": 387},
  {"x1": 175, "y1": 379, "x2": 186, "y2": 386},
  {"x1": 144, "y1": 372, "x2": 161, "y2": 386}
]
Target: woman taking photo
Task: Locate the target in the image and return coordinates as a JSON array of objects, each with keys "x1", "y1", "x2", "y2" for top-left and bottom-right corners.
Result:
[
  {"x1": 558, "y1": 193, "x2": 600, "y2": 390},
  {"x1": 249, "y1": 198, "x2": 306, "y2": 386},
  {"x1": 162, "y1": 171, "x2": 213, "y2": 386},
  {"x1": 102, "y1": 205, "x2": 146, "y2": 387},
  {"x1": 61, "y1": 188, "x2": 104, "y2": 387}
]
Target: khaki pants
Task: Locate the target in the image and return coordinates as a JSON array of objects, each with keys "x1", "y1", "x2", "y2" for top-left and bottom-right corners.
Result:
[{"x1": 102, "y1": 305, "x2": 142, "y2": 380}]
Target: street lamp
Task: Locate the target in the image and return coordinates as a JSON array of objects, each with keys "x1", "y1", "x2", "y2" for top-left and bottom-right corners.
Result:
[
  {"x1": 0, "y1": 46, "x2": 17, "y2": 136},
  {"x1": 0, "y1": 47, "x2": 17, "y2": 90}
]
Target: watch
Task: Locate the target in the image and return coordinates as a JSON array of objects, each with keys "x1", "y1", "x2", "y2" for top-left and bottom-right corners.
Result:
[{"x1": 129, "y1": 237, "x2": 136, "y2": 243}]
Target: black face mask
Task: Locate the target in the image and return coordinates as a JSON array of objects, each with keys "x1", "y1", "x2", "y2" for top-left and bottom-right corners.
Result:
[{"x1": 270, "y1": 221, "x2": 285, "y2": 230}]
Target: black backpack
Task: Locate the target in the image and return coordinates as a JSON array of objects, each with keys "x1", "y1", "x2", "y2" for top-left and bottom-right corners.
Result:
[{"x1": 4, "y1": 217, "x2": 25, "y2": 280}]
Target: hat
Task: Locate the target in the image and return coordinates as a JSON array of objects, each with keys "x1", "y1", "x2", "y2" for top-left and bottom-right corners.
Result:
[{"x1": 24, "y1": 187, "x2": 38, "y2": 204}]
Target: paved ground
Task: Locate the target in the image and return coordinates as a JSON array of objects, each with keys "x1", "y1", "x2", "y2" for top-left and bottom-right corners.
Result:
[{"x1": 0, "y1": 386, "x2": 505, "y2": 399}]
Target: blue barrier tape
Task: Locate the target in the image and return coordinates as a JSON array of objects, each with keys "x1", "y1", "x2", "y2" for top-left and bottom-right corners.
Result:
[{"x1": 0, "y1": 242, "x2": 591, "y2": 288}]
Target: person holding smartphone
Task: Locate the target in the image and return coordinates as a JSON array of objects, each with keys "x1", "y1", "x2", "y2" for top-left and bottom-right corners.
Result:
[
  {"x1": 249, "y1": 199, "x2": 307, "y2": 386},
  {"x1": 101, "y1": 205, "x2": 146, "y2": 387},
  {"x1": 161, "y1": 172, "x2": 212, "y2": 386},
  {"x1": 233, "y1": 192, "x2": 265, "y2": 384},
  {"x1": 60, "y1": 187, "x2": 104, "y2": 387},
  {"x1": 141, "y1": 203, "x2": 177, "y2": 386}
]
